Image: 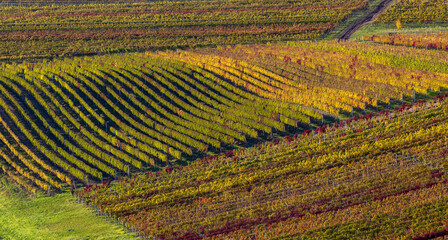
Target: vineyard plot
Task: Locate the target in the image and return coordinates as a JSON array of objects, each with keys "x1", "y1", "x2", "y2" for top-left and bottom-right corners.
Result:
[
  {"x1": 376, "y1": 0, "x2": 448, "y2": 24},
  {"x1": 0, "y1": 0, "x2": 369, "y2": 61},
  {"x1": 0, "y1": 51, "x2": 319, "y2": 193},
  {"x1": 363, "y1": 32, "x2": 448, "y2": 51},
  {"x1": 2, "y1": 40, "x2": 448, "y2": 194},
  {"x1": 77, "y1": 94, "x2": 448, "y2": 239}
]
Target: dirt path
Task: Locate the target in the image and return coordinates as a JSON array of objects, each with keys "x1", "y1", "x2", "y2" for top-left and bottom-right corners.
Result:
[{"x1": 338, "y1": 0, "x2": 395, "y2": 40}]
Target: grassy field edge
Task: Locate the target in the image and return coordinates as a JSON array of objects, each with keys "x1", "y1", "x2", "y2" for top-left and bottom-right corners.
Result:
[{"x1": 0, "y1": 177, "x2": 137, "y2": 240}]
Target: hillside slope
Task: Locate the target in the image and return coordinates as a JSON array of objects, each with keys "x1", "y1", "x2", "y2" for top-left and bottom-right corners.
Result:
[
  {"x1": 376, "y1": 0, "x2": 448, "y2": 24},
  {"x1": 77, "y1": 94, "x2": 448, "y2": 239},
  {"x1": 0, "y1": 0, "x2": 368, "y2": 61},
  {"x1": 349, "y1": 0, "x2": 448, "y2": 41},
  {"x1": 337, "y1": 0, "x2": 394, "y2": 40},
  {"x1": 2, "y1": 39, "x2": 448, "y2": 194}
]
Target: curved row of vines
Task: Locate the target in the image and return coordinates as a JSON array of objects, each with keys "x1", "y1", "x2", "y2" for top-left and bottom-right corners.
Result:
[
  {"x1": 1, "y1": 40, "x2": 447, "y2": 195},
  {"x1": 78, "y1": 93, "x2": 448, "y2": 239}
]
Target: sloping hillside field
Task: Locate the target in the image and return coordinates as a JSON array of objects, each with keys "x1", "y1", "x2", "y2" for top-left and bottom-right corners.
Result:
[
  {"x1": 1, "y1": 1, "x2": 448, "y2": 238},
  {"x1": 1, "y1": 38, "x2": 448, "y2": 195},
  {"x1": 0, "y1": 0, "x2": 368, "y2": 61},
  {"x1": 377, "y1": 0, "x2": 448, "y2": 23},
  {"x1": 77, "y1": 94, "x2": 448, "y2": 239}
]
